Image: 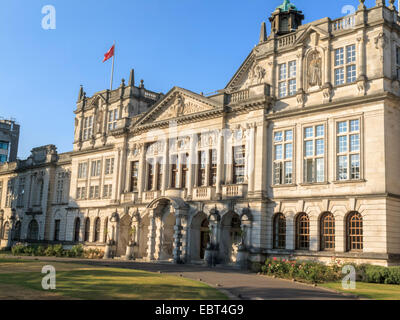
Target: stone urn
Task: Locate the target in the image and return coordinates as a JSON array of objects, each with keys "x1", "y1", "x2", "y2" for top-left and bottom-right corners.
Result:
[
  {"x1": 204, "y1": 243, "x2": 219, "y2": 267},
  {"x1": 103, "y1": 240, "x2": 114, "y2": 259},
  {"x1": 236, "y1": 244, "x2": 249, "y2": 270},
  {"x1": 125, "y1": 241, "x2": 136, "y2": 260}
]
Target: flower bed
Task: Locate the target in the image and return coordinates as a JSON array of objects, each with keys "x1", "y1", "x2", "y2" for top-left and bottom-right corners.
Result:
[
  {"x1": 11, "y1": 244, "x2": 104, "y2": 260},
  {"x1": 260, "y1": 257, "x2": 400, "y2": 285}
]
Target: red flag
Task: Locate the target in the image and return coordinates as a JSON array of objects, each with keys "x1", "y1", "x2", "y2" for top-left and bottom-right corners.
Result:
[{"x1": 103, "y1": 44, "x2": 115, "y2": 62}]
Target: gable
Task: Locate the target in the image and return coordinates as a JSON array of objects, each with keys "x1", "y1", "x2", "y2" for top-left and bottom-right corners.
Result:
[{"x1": 137, "y1": 87, "x2": 222, "y2": 126}]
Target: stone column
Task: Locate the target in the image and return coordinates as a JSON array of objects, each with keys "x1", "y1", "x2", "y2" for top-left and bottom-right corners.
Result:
[
  {"x1": 162, "y1": 139, "x2": 169, "y2": 195},
  {"x1": 247, "y1": 125, "x2": 256, "y2": 194},
  {"x1": 180, "y1": 214, "x2": 189, "y2": 263},
  {"x1": 187, "y1": 135, "x2": 195, "y2": 197},
  {"x1": 146, "y1": 209, "x2": 156, "y2": 260},
  {"x1": 154, "y1": 215, "x2": 163, "y2": 260},
  {"x1": 216, "y1": 131, "x2": 224, "y2": 196},
  {"x1": 173, "y1": 211, "x2": 183, "y2": 264},
  {"x1": 138, "y1": 144, "x2": 146, "y2": 200}
]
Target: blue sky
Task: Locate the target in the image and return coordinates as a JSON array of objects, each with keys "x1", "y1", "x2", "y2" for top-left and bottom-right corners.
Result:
[{"x1": 0, "y1": 0, "x2": 378, "y2": 158}]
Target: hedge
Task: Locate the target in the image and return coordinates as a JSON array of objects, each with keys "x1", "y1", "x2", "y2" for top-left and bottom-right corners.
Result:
[{"x1": 11, "y1": 244, "x2": 104, "y2": 259}]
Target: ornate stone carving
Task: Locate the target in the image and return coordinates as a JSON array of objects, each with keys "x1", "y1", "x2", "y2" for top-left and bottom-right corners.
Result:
[
  {"x1": 296, "y1": 89, "x2": 306, "y2": 107},
  {"x1": 157, "y1": 93, "x2": 214, "y2": 121},
  {"x1": 146, "y1": 141, "x2": 165, "y2": 156},
  {"x1": 129, "y1": 143, "x2": 143, "y2": 157},
  {"x1": 247, "y1": 63, "x2": 266, "y2": 86},
  {"x1": 322, "y1": 83, "x2": 333, "y2": 103},
  {"x1": 374, "y1": 32, "x2": 387, "y2": 63},
  {"x1": 307, "y1": 50, "x2": 322, "y2": 89},
  {"x1": 357, "y1": 75, "x2": 367, "y2": 96}
]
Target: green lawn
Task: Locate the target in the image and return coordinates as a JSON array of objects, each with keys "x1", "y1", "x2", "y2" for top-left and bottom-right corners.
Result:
[
  {"x1": 320, "y1": 282, "x2": 400, "y2": 300},
  {"x1": 0, "y1": 257, "x2": 227, "y2": 300}
]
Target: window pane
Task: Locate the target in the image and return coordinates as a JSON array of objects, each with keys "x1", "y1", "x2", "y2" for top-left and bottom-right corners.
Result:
[
  {"x1": 279, "y1": 63, "x2": 287, "y2": 80},
  {"x1": 346, "y1": 65, "x2": 356, "y2": 83},
  {"x1": 350, "y1": 134, "x2": 360, "y2": 152},
  {"x1": 338, "y1": 136, "x2": 347, "y2": 153},
  {"x1": 316, "y1": 139, "x2": 324, "y2": 156},
  {"x1": 279, "y1": 82, "x2": 287, "y2": 98},
  {"x1": 305, "y1": 141, "x2": 313, "y2": 157},
  {"x1": 338, "y1": 156, "x2": 348, "y2": 180},
  {"x1": 338, "y1": 121, "x2": 347, "y2": 134},
  {"x1": 289, "y1": 79, "x2": 297, "y2": 96},
  {"x1": 285, "y1": 162, "x2": 293, "y2": 184},
  {"x1": 335, "y1": 48, "x2": 344, "y2": 66},
  {"x1": 335, "y1": 68, "x2": 345, "y2": 85},
  {"x1": 274, "y1": 132, "x2": 283, "y2": 143},
  {"x1": 285, "y1": 130, "x2": 293, "y2": 141},
  {"x1": 275, "y1": 145, "x2": 283, "y2": 160},
  {"x1": 350, "y1": 120, "x2": 359, "y2": 132},
  {"x1": 289, "y1": 61, "x2": 297, "y2": 78},
  {"x1": 351, "y1": 154, "x2": 360, "y2": 180},
  {"x1": 285, "y1": 143, "x2": 293, "y2": 159},
  {"x1": 316, "y1": 158, "x2": 324, "y2": 182},
  {"x1": 304, "y1": 127, "x2": 313, "y2": 138},
  {"x1": 316, "y1": 125, "x2": 324, "y2": 137},
  {"x1": 346, "y1": 45, "x2": 356, "y2": 63}
]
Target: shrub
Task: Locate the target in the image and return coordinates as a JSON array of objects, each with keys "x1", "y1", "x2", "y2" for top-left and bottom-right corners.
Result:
[
  {"x1": 83, "y1": 248, "x2": 104, "y2": 260},
  {"x1": 11, "y1": 244, "x2": 26, "y2": 256},
  {"x1": 365, "y1": 265, "x2": 390, "y2": 284},
  {"x1": 67, "y1": 244, "x2": 84, "y2": 258},
  {"x1": 385, "y1": 267, "x2": 400, "y2": 285}
]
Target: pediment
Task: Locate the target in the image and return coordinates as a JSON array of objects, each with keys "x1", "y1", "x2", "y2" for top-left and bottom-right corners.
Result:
[
  {"x1": 137, "y1": 87, "x2": 222, "y2": 126},
  {"x1": 293, "y1": 25, "x2": 330, "y2": 47}
]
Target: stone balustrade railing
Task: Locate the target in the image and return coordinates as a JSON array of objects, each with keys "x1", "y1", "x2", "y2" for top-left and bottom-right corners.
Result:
[{"x1": 331, "y1": 15, "x2": 355, "y2": 32}]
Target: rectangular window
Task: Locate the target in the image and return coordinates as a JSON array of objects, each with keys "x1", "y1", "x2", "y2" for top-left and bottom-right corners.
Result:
[
  {"x1": 103, "y1": 184, "x2": 112, "y2": 199},
  {"x1": 171, "y1": 155, "x2": 179, "y2": 188},
  {"x1": 156, "y1": 159, "x2": 163, "y2": 191},
  {"x1": 198, "y1": 151, "x2": 207, "y2": 187},
  {"x1": 105, "y1": 158, "x2": 115, "y2": 175},
  {"x1": 56, "y1": 177, "x2": 64, "y2": 204},
  {"x1": 233, "y1": 146, "x2": 246, "y2": 184},
  {"x1": 210, "y1": 149, "x2": 217, "y2": 186},
  {"x1": 108, "y1": 109, "x2": 118, "y2": 131},
  {"x1": 76, "y1": 187, "x2": 86, "y2": 200},
  {"x1": 91, "y1": 160, "x2": 101, "y2": 177},
  {"x1": 274, "y1": 129, "x2": 293, "y2": 185},
  {"x1": 335, "y1": 45, "x2": 356, "y2": 85},
  {"x1": 181, "y1": 153, "x2": 189, "y2": 188},
  {"x1": 89, "y1": 186, "x2": 100, "y2": 199},
  {"x1": 147, "y1": 159, "x2": 154, "y2": 191},
  {"x1": 82, "y1": 116, "x2": 93, "y2": 141},
  {"x1": 337, "y1": 119, "x2": 361, "y2": 181},
  {"x1": 78, "y1": 163, "x2": 88, "y2": 179},
  {"x1": 130, "y1": 161, "x2": 139, "y2": 192},
  {"x1": 5, "y1": 179, "x2": 14, "y2": 207},
  {"x1": 278, "y1": 61, "x2": 297, "y2": 98},
  {"x1": 17, "y1": 177, "x2": 25, "y2": 207},
  {"x1": 303, "y1": 125, "x2": 325, "y2": 183}
]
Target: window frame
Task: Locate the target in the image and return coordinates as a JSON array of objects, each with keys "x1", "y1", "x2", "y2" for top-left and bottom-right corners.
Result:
[
  {"x1": 278, "y1": 60, "x2": 297, "y2": 98},
  {"x1": 334, "y1": 44, "x2": 356, "y2": 86},
  {"x1": 296, "y1": 213, "x2": 310, "y2": 250},
  {"x1": 302, "y1": 123, "x2": 327, "y2": 184},
  {"x1": 273, "y1": 213, "x2": 286, "y2": 249},
  {"x1": 320, "y1": 212, "x2": 335, "y2": 251},
  {"x1": 334, "y1": 117, "x2": 363, "y2": 182},
  {"x1": 233, "y1": 145, "x2": 246, "y2": 185},
  {"x1": 273, "y1": 128, "x2": 295, "y2": 186},
  {"x1": 346, "y1": 211, "x2": 363, "y2": 252}
]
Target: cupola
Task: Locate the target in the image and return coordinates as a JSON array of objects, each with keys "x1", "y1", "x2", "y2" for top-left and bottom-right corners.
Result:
[{"x1": 269, "y1": 0, "x2": 304, "y2": 36}]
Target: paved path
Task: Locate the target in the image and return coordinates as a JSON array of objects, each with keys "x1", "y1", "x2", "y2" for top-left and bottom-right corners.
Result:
[{"x1": 10, "y1": 256, "x2": 355, "y2": 300}]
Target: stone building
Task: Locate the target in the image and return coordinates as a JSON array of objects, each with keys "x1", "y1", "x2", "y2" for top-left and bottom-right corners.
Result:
[
  {"x1": 0, "y1": 119, "x2": 20, "y2": 164},
  {"x1": 1, "y1": 0, "x2": 400, "y2": 266}
]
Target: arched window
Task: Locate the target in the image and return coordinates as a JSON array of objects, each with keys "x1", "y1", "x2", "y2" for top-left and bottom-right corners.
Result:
[
  {"x1": 27, "y1": 219, "x2": 38, "y2": 240},
  {"x1": 13, "y1": 221, "x2": 21, "y2": 241},
  {"x1": 347, "y1": 212, "x2": 363, "y2": 251},
  {"x1": 320, "y1": 212, "x2": 335, "y2": 251},
  {"x1": 296, "y1": 213, "x2": 310, "y2": 250},
  {"x1": 94, "y1": 218, "x2": 101, "y2": 242},
  {"x1": 2, "y1": 222, "x2": 10, "y2": 240},
  {"x1": 273, "y1": 213, "x2": 286, "y2": 249},
  {"x1": 74, "y1": 217, "x2": 80, "y2": 242},
  {"x1": 231, "y1": 215, "x2": 241, "y2": 245},
  {"x1": 84, "y1": 218, "x2": 90, "y2": 242},
  {"x1": 103, "y1": 218, "x2": 109, "y2": 243}
]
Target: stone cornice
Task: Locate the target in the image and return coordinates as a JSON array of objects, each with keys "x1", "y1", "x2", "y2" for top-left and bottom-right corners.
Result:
[{"x1": 70, "y1": 145, "x2": 115, "y2": 157}]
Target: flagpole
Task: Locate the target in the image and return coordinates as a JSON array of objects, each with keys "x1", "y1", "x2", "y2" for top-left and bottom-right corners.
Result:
[{"x1": 110, "y1": 41, "x2": 115, "y2": 91}]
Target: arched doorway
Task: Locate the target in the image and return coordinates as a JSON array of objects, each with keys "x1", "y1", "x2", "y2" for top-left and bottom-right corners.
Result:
[
  {"x1": 220, "y1": 212, "x2": 241, "y2": 263},
  {"x1": 159, "y1": 205, "x2": 175, "y2": 261},
  {"x1": 190, "y1": 212, "x2": 209, "y2": 261},
  {"x1": 116, "y1": 214, "x2": 131, "y2": 257}
]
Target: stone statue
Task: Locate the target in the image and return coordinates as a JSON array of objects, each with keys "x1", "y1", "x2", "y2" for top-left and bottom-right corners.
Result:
[{"x1": 307, "y1": 51, "x2": 322, "y2": 88}]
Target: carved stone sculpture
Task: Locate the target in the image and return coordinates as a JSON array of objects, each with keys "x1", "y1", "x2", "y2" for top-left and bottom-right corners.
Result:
[{"x1": 307, "y1": 51, "x2": 322, "y2": 88}]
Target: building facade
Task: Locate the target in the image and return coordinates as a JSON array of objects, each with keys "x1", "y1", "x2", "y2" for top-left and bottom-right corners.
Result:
[
  {"x1": 1, "y1": 0, "x2": 400, "y2": 266},
  {"x1": 0, "y1": 119, "x2": 20, "y2": 164}
]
